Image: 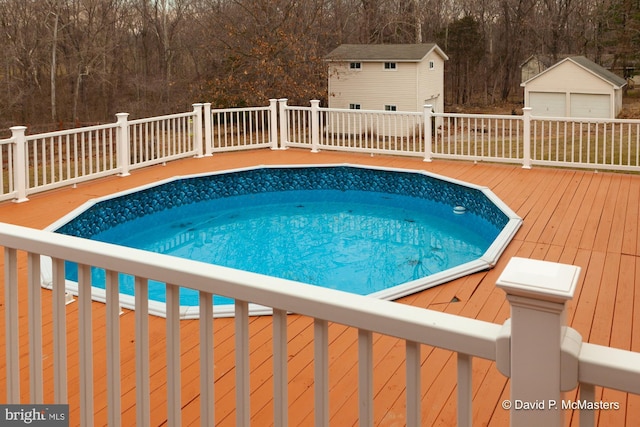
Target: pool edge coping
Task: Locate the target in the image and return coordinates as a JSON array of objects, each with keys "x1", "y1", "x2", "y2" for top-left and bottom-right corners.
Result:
[{"x1": 40, "y1": 163, "x2": 523, "y2": 319}]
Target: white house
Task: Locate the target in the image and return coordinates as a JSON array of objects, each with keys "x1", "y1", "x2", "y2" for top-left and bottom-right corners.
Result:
[
  {"x1": 324, "y1": 44, "x2": 448, "y2": 114},
  {"x1": 521, "y1": 56, "x2": 627, "y2": 119}
]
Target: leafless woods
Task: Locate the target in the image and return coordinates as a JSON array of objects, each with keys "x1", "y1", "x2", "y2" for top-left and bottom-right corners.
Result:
[{"x1": 0, "y1": 0, "x2": 637, "y2": 129}]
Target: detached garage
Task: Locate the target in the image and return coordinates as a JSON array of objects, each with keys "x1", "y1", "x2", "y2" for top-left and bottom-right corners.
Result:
[{"x1": 522, "y1": 56, "x2": 627, "y2": 119}]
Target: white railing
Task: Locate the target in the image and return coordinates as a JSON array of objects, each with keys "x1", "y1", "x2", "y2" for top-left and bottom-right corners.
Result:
[
  {"x1": 279, "y1": 101, "x2": 640, "y2": 172},
  {"x1": 2, "y1": 100, "x2": 640, "y2": 203},
  {"x1": 431, "y1": 112, "x2": 524, "y2": 164},
  {"x1": 320, "y1": 107, "x2": 425, "y2": 156},
  {"x1": 493, "y1": 257, "x2": 640, "y2": 427},
  {"x1": 127, "y1": 105, "x2": 202, "y2": 170},
  {"x1": 24, "y1": 123, "x2": 121, "y2": 195},
  {"x1": 280, "y1": 99, "x2": 427, "y2": 157},
  {"x1": 281, "y1": 102, "x2": 313, "y2": 150},
  {"x1": 0, "y1": 222, "x2": 499, "y2": 426},
  {"x1": 530, "y1": 116, "x2": 640, "y2": 172},
  {"x1": 0, "y1": 135, "x2": 16, "y2": 202},
  {"x1": 2, "y1": 100, "x2": 640, "y2": 424},
  {"x1": 1, "y1": 224, "x2": 639, "y2": 426},
  {"x1": 2, "y1": 105, "x2": 204, "y2": 202},
  {"x1": 205, "y1": 101, "x2": 278, "y2": 154}
]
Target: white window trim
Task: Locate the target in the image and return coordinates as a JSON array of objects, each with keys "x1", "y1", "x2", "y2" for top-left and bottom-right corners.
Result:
[
  {"x1": 384, "y1": 105, "x2": 397, "y2": 111},
  {"x1": 349, "y1": 62, "x2": 362, "y2": 70},
  {"x1": 429, "y1": 60, "x2": 435, "y2": 70},
  {"x1": 349, "y1": 103, "x2": 361, "y2": 110},
  {"x1": 383, "y1": 62, "x2": 397, "y2": 71}
]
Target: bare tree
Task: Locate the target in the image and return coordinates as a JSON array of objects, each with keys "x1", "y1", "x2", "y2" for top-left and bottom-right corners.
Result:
[
  {"x1": 0, "y1": 0, "x2": 49, "y2": 125},
  {"x1": 45, "y1": 0, "x2": 62, "y2": 123},
  {"x1": 495, "y1": 0, "x2": 538, "y2": 100},
  {"x1": 444, "y1": 15, "x2": 485, "y2": 104},
  {"x1": 596, "y1": 0, "x2": 640, "y2": 81},
  {"x1": 0, "y1": 0, "x2": 636, "y2": 130},
  {"x1": 198, "y1": 0, "x2": 330, "y2": 106},
  {"x1": 134, "y1": 0, "x2": 194, "y2": 103}
]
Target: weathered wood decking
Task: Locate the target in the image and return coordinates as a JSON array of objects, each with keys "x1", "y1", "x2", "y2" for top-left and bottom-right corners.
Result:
[{"x1": 0, "y1": 149, "x2": 638, "y2": 426}]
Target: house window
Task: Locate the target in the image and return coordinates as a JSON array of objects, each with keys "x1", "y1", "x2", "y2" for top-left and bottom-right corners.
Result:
[
  {"x1": 384, "y1": 62, "x2": 397, "y2": 70},
  {"x1": 349, "y1": 62, "x2": 362, "y2": 70},
  {"x1": 384, "y1": 105, "x2": 397, "y2": 111},
  {"x1": 349, "y1": 103, "x2": 361, "y2": 110},
  {"x1": 429, "y1": 60, "x2": 435, "y2": 70}
]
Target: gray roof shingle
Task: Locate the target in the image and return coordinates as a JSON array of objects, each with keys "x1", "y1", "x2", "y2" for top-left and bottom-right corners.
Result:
[
  {"x1": 325, "y1": 44, "x2": 447, "y2": 62},
  {"x1": 569, "y1": 56, "x2": 628, "y2": 88}
]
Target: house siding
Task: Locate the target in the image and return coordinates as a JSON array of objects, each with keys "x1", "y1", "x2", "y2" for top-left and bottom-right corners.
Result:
[
  {"x1": 525, "y1": 61, "x2": 613, "y2": 93},
  {"x1": 329, "y1": 61, "x2": 419, "y2": 112},
  {"x1": 417, "y1": 52, "x2": 445, "y2": 113}
]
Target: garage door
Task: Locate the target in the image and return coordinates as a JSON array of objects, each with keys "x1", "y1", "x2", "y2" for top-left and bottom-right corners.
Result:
[
  {"x1": 570, "y1": 93, "x2": 610, "y2": 119},
  {"x1": 529, "y1": 92, "x2": 566, "y2": 117}
]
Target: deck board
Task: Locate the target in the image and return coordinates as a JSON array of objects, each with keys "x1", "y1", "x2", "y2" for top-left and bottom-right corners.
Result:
[
  {"x1": 550, "y1": 172, "x2": 594, "y2": 249},
  {"x1": 622, "y1": 177, "x2": 640, "y2": 256},
  {"x1": 0, "y1": 149, "x2": 638, "y2": 426},
  {"x1": 593, "y1": 175, "x2": 623, "y2": 253},
  {"x1": 629, "y1": 256, "x2": 640, "y2": 424},
  {"x1": 580, "y1": 173, "x2": 613, "y2": 251},
  {"x1": 538, "y1": 170, "x2": 582, "y2": 246}
]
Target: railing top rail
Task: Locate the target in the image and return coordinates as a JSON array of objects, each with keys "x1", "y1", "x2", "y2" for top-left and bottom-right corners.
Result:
[
  {"x1": 23, "y1": 122, "x2": 119, "y2": 141},
  {"x1": 0, "y1": 137, "x2": 15, "y2": 145},
  {"x1": 211, "y1": 106, "x2": 271, "y2": 113},
  {"x1": 0, "y1": 222, "x2": 501, "y2": 360},
  {"x1": 317, "y1": 106, "x2": 423, "y2": 116},
  {"x1": 578, "y1": 342, "x2": 640, "y2": 395},
  {"x1": 286, "y1": 105, "x2": 312, "y2": 111},
  {"x1": 432, "y1": 111, "x2": 522, "y2": 121},
  {"x1": 530, "y1": 115, "x2": 640, "y2": 125},
  {"x1": 128, "y1": 110, "x2": 197, "y2": 125}
]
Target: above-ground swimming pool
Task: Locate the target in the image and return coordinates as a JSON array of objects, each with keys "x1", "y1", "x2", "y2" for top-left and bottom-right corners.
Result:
[{"x1": 44, "y1": 164, "x2": 522, "y2": 318}]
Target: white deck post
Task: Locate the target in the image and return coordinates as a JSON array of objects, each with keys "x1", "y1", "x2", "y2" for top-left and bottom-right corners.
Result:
[
  {"x1": 203, "y1": 103, "x2": 213, "y2": 156},
  {"x1": 423, "y1": 105, "x2": 433, "y2": 162},
  {"x1": 496, "y1": 257, "x2": 580, "y2": 427},
  {"x1": 4, "y1": 248, "x2": 20, "y2": 403},
  {"x1": 310, "y1": 100, "x2": 320, "y2": 153},
  {"x1": 10, "y1": 126, "x2": 29, "y2": 202},
  {"x1": 278, "y1": 98, "x2": 289, "y2": 149},
  {"x1": 269, "y1": 99, "x2": 279, "y2": 150},
  {"x1": 192, "y1": 103, "x2": 204, "y2": 158},
  {"x1": 522, "y1": 108, "x2": 532, "y2": 169},
  {"x1": 116, "y1": 113, "x2": 131, "y2": 176}
]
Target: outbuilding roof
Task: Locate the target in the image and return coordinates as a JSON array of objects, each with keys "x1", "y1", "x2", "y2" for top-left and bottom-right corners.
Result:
[
  {"x1": 521, "y1": 56, "x2": 627, "y2": 88},
  {"x1": 325, "y1": 43, "x2": 448, "y2": 62},
  {"x1": 569, "y1": 56, "x2": 627, "y2": 87}
]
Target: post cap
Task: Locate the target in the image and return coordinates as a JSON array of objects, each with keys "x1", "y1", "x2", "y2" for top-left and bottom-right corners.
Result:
[{"x1": 496, "y1": 257, "x2": 580, "y2": 303}]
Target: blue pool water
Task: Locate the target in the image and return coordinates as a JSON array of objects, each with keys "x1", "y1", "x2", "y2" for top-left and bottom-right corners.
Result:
[{"x1": 53, "y1": 165, "x2": 517, "y2": 308}]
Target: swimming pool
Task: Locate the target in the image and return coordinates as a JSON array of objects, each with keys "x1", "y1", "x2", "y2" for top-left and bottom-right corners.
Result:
[{"x1": 44, "y1": 164, "x2": 522, "y2": 318}]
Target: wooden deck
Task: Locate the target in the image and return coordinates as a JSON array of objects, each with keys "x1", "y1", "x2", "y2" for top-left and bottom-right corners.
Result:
[{"x1": 0, "y1": 148, "x2": 638, "y2": 426}]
